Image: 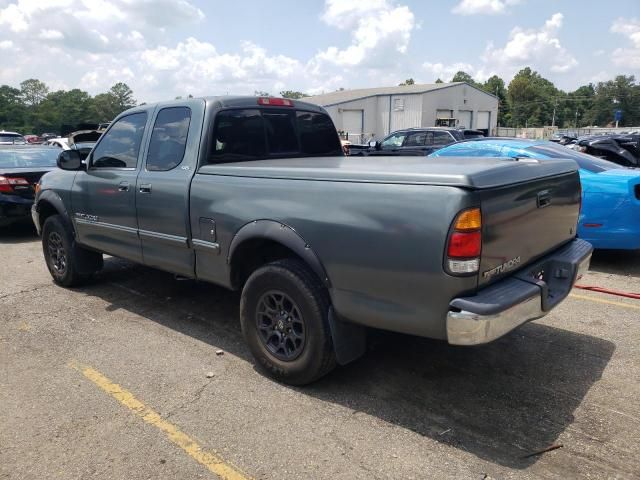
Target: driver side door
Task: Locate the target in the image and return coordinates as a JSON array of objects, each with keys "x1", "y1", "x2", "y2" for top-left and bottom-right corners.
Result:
[{"x1": 71, "y1": 111, "x2": 150, "y2": 262}]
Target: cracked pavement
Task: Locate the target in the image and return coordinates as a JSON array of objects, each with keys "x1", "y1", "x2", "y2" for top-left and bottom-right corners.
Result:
[{"x1": 2, "y1": 223, "x2": 640, "y2": 479}]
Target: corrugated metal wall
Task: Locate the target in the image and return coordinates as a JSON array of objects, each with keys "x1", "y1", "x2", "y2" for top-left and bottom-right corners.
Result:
[{"x1": 321, "y1": 84, "x2": 498, "y2": 142}]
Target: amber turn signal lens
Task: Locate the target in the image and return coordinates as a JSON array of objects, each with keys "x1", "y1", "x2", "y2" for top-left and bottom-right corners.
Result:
[{"x1": 454, "y1": 208, "x2": 481, "y2": 231}]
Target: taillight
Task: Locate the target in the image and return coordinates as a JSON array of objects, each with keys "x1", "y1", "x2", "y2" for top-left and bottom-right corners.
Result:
[
  {"x1": 0, "y1": 176, "x2": 29, "y2": 193},
  {"x1": 578, "y1": 181, "x2": 582, "y2": 214},
  {"x1": 257, "y1": 97, "x2": 294, "y2": 107},
  {"x1": 446, "y1": 207, "x2": 482, "y2": 275}
]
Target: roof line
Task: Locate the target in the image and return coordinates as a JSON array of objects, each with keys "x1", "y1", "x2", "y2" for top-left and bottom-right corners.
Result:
[{"x1": 318, "y1": 82, "x2": 496, "y2": 107}]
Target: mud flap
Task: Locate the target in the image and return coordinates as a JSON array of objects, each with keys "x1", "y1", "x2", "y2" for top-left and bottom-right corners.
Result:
[{"x1": 328, "y1": 307, "x2": 366, "y2": 366}]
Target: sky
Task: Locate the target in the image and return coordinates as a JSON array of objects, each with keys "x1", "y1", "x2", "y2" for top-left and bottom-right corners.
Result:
[{"x1": 0, "y1": 0, "x2": 639, "y2": 103}]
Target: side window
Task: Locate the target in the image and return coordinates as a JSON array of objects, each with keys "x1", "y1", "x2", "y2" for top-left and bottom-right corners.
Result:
[
  {"x1": 432, "y1": 131, "x2": 454, "y2": 146},
  {"x1": 146, "y1": 107, "x2": 191, "y2": 171},
  {"x1": 381, "y1": 132, "x2": 406, "y2": 148},
  {"x1": 403, "y1": 132, "x2": 427, "y2": 147},
  {"x1": 209, "y1": 109, "x2": 266, "y2": 163},
  {"x1": 92, "y1": 112, "x2": 147, "y2": 169}
]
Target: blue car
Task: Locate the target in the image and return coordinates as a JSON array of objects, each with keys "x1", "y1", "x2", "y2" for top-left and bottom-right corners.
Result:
[{"x1": 430, "y1": 138, "x2": 640, "y2": 250}]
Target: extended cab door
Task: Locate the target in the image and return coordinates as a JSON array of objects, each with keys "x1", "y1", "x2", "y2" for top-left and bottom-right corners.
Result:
[
  {"x1": 71, "y1": 111, "x2": 150, "y2": 262},
  {"x1": 135, "y1": 101, "x2": 204, "y2": 277}
]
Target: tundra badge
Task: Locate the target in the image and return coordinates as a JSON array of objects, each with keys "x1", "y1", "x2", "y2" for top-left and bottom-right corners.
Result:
[{"x1": 482, "y1": 256, "x2": 521, "y2": 280}]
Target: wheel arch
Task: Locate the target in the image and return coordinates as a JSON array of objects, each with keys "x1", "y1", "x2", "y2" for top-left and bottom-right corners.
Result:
[
  {"x1": 36, "y1": 190, "x2": 74, "y2": 234},
  {"x1": 228, "y1": 220, "x2": 331, "y2": 291}
]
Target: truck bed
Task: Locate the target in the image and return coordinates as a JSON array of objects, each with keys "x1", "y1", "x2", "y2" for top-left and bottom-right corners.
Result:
[{"x1": 198, "y1": 156, "x2": 578, "y2": 189}]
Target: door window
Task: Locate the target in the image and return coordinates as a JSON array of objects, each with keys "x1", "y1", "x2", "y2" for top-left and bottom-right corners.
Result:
[
  {"x1": 380, "y1": 132, "x2": 406, "y2": 149},
  {"x1": 432, "y1": 131, "x2": 454, "y2": 146},
  {"x1": 146, "y1": 107, "x2": 192, "y2": 171},
  {"x1": 92, "y1": 112, "x2": 147, "y2": 169},
  {"x1": 403, "y1": 132, "x2": 427, "y2": 147}
]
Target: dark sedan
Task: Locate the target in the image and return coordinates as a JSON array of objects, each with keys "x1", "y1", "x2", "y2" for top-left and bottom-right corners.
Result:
[
  {"x1": 362, "y1": 127, "x2": 463, "y2": 156},
  {"x1": 0, "y1": 146, "x2": 58, "y2": 227}
]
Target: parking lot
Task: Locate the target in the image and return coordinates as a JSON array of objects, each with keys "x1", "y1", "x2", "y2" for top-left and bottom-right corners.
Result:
[{"x1": 1, "y1": 223, "x2": 639, "y2": 480}]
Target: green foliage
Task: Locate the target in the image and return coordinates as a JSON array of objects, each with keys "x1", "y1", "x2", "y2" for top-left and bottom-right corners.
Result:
[
  {"x1": 280, "y1": 90, "x2": 309, "y2": 99},
  {"x1": 451, "y1": 71, "x2": 480, "y2": 88},
  {"x1": 435, "y1": 78, "x2": 444, "y2": 84},
  {"x1": 0, "y1": 79, "x2": 137, "y2": 134},
  {"x1": 398, "y1": 78, "x2": 415, "y2": 86}
]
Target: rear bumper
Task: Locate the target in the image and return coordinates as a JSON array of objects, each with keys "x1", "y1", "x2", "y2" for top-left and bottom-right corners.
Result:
[
  {"x1": 0, "y1": 196, "x2": 33, "y2": 227},
  {"x1": 447, "y1": 238, "x2": 593, "y2": 346}
]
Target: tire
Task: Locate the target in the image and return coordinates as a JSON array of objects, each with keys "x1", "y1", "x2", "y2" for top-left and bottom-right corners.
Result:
[
  {"x1": 42, "y1": 215, "x2": 103, "y2": 287},
  {"x1": 240, "y1": 258, "x2": 336, "y2": 385}
]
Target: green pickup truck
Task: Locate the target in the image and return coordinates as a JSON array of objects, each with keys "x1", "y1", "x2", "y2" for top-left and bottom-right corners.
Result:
[{"x1": 32, "y1": 96, "x2": 592, "y2": 384}]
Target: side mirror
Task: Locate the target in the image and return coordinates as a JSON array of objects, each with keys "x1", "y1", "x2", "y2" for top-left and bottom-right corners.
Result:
[
  {"x1": 369, "y1": 141, "x2": 379, "y2": 149},
  {"x1": 57, "y1": 150, "x2": 84, "y2": 171}
]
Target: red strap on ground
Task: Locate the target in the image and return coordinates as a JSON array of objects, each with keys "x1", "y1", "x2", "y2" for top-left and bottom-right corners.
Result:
[{"x1": 574, "y1": 284, "x2": 640, "y2": 300}]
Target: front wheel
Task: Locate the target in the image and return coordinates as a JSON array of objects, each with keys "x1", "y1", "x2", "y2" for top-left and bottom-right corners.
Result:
[
  {"x1": 42, "y1": 215, "x2": 102, "y2": 287},
  {"x1": 240, "y1": 259, "x2": 336, "y2": 385}
]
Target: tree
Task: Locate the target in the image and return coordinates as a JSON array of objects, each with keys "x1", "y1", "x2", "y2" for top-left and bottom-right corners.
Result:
[
  {"x1": 435, "y1": 78, "x2": 444, "y2": 83},
  {"x1": 0, "y1": 85, "x2": 26, "y2": 131},
  {"x1": 451, "y1": 71, "x2": 479, "y2": 87},
  {"x1": 482, "y1": 75, "x2": 508, "y2": 126},
  {"x1": 254, "y1": 90, "x2": 270, "y2": 97},
  {"x1": 20, "y1": 79, "x2": 49, "y2": 106},
  {"x1": 507, "y1": 68, "x2": 558, "y2": 127},
  {"x1": 398, "y1": 78, "x2": 415, "y2": 86},
  {"x1": 109, "y1": 82, "x2": 136, "y2": 111},
  {"x1": 279, "y1": 90, "x2": 309, "y2": 99}
]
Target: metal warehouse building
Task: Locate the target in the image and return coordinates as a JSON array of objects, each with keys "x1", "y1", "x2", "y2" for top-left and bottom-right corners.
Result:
[{"x1": 305, "y1": 82, "x2": 498, "y2": 143}]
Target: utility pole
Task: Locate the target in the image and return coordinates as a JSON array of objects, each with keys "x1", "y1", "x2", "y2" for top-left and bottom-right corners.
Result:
[
  {"x1": 551, "y1": 98, "x2": 557, "y2": 127},
  {"x1": 575, "y1": 109, "x2": 579, "y2": 128}
]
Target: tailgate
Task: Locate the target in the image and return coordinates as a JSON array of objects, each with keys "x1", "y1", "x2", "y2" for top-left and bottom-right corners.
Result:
[{"x1": 477, "y1": 170, "x2": 581, "y2": 287}]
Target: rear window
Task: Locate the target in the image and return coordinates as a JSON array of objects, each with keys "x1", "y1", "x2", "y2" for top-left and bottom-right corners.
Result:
[
  {"x1": 525, "y1": 145, "x2": 619, "y2": 173},
  {"x1": 209, "y1": 109, "x2": 342, "y2": 163},
  {"x1": 0, "y1": 148, "x2": 59, "y2": 168}
]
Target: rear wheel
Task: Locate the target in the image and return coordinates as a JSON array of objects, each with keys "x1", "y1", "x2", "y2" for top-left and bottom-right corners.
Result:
[
  {"x1": 240, "y1": 259, "x2": 336, "y2": 385},
  {"x1": 42, "y1": 215, "x2": 102, "y2": 287}
]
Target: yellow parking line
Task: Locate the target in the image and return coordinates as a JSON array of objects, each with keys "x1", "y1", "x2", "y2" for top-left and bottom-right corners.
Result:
[
  {"x1": 569, "y1": 293, "x2": 640, "y2": 311},
  {"x1": 70, "y1": 361, "x2": 252, "y2": 480}
]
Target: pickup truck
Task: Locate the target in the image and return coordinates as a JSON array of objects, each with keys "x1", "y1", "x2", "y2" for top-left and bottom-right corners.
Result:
[{"x1": 32, "y1": 96, "x2": 592, "y2": 385}]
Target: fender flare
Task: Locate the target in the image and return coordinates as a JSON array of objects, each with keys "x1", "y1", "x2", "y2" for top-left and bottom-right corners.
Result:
[
  {"x1": 36, "y1": 190, "x2": 73, "y2": 233},
  {"x1": 227, "y1": 219, "x2": 331, "y2": 289}
]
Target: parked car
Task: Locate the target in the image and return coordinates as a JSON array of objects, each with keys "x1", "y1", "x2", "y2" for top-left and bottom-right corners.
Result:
[
  {"x1": 430, "y1": 138, "x2": 640, "y2": 250},
  {"x1": 24, "y1": 134, "x2": 43, "y2": 144},
  {"x1": 458, "y1": 129, "x2": 485, "y2": 139},
  {"x1": 33, "y1": 96, "x2": 590, "y2": 384},
  {"x1": 0, "y1": 146, "x2": 59, "y2": 227},
  {"x1": 43, "y1": 138, "x2": 70, "y2": 150},
  {"x1": 549, "y1": 133, "x2": 577, "y2": 145},
  {"x1": 40, "y1": 133, "x2": 58, "y2": 141},
  {"x1": 0, "y1": 131, "x2": 27, "y2": 145},
  {"x1": 67, "y1": 130, "x2": 102, "y2": 160},
  {"x1": 361, "y1": 127, "x2": 463, "y2": 156},
  {"x1": 574, "y1": 134, "x2": 640, "y2": 167}
]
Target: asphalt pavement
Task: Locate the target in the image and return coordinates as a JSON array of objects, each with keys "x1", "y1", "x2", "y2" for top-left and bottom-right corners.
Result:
[{"x1": 1, "y1": 223, "x2": 639, "y2": 479}]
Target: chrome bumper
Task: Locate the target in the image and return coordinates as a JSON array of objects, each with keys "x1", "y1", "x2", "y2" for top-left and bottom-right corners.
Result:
[{"x1": 447, "y1": 239, "x2": 592, "y2": 346}]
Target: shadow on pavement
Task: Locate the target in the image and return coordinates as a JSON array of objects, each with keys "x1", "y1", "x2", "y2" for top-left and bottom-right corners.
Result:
[
  {"x1": 0, "y1": 221, "x2": 38, "y2": 244},
  {"x1": 589, "y1": 249, "x2": 640, "y2": 277},
  {"x1": 80, "y1": 257, "x2": 615, "y2": 470}
]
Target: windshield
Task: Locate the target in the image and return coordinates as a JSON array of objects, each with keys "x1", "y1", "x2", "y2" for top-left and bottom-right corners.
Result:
[
  {"x1": 525, "y1": 144, "x2": 620, "y2": 173},
  {"x1": 0, "y1": 148, "x2": 59, "y2": 168},
  {"x1": 0, "y1": 134, "x2": 26, "y2": 144}
]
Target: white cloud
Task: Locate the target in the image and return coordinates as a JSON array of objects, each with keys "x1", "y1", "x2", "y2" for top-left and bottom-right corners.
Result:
[
  {"x1": 452, "y1": 0, "x2": 521, "y2": 16},
  {"x1": 38, "y1": 29, "x2": 64, "y2": 40},
  {"x1": 610, "y1": 18, "x2": 640, "y2": 69},
  {"x1": 313, "y1": 0, "x2": 415, "y2": 68},
  {"x1": 422, "y1": 13, "x2": 577, "y2": 84}
]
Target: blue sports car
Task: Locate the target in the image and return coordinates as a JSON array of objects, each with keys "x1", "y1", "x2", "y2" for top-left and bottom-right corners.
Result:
[{"x1": 430, "y1": 138, "x2": 640, "y2": 250}]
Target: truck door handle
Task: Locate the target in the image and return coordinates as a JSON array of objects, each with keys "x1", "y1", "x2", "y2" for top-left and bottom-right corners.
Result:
[
  {"x1": 118, "y1": 181, "x2": 130, "y2": 192},
  {"x1": 139, "y1": 184, "x2": 152, "y2": 194}
]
